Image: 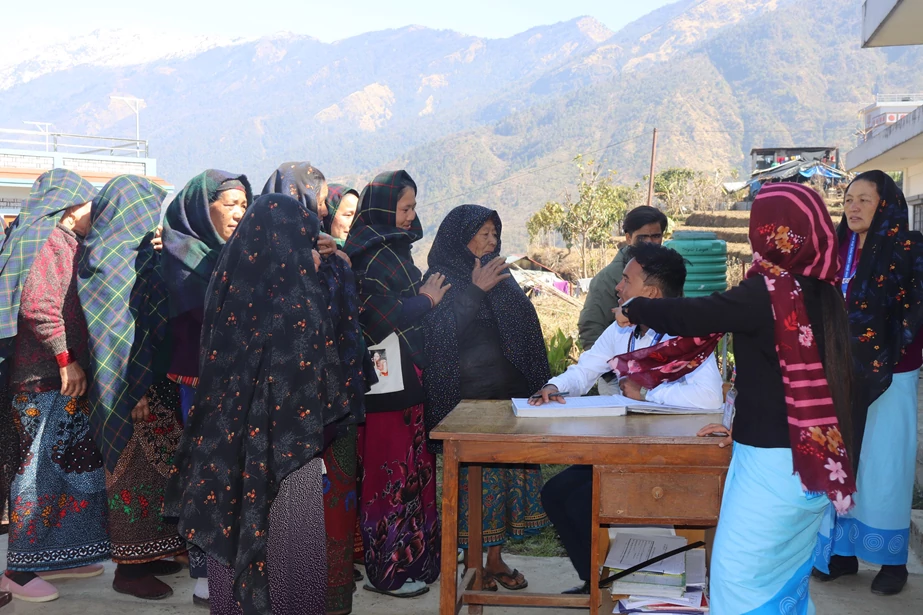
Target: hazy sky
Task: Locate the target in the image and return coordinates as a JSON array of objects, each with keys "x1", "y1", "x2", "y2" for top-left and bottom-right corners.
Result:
[{"x1": 8, "y1": 0, "x2": 679, "y2": 41}]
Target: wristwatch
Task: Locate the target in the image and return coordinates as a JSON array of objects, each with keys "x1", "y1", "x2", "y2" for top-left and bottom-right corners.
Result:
[{"x1": 639, "y1": 386, "x2": 649, "y2": 401}]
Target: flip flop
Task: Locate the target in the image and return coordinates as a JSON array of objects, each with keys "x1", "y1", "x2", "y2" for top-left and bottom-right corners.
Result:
[
  {"x1": 491, "y1": 569, "x2": 528, "y2": 591},
  {"x1": 480, "y1": 575, "x2": 499, "y2": 592}
]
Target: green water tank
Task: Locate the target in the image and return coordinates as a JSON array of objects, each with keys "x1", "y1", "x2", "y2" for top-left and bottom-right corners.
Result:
[{"x1": 664, "y1": 231, "x2": 728, "y2": 297}]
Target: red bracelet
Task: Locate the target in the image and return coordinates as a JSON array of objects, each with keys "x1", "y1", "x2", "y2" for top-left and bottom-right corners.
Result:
[
  {"x1": 420, "y1": 292, "x2": 435, "y2": 308},
  {"x1": 55, "y1": 350, "x2": 74, "y2": 368}
]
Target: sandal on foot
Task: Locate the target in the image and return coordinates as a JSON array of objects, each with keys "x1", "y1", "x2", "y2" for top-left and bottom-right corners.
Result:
[
  {"x1": 363, "y1": 579, "x2": 429, "y2": 598},
  {"x1": 480, "y1": 575, "x2": 499, "y2": 592},
  {"x1": 491, "y1": 569, "x2": 528, "y2": 590}
]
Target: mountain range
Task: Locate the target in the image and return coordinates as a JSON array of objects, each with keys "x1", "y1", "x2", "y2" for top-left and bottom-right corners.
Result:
[{"x1": 1, "y1": 0, "x2": 922, "y2": 251}]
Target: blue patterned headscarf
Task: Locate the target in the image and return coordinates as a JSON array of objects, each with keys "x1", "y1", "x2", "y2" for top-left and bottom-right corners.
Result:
[{"x1": 78, "y1": 175, "x2": 168, "y2": 471}]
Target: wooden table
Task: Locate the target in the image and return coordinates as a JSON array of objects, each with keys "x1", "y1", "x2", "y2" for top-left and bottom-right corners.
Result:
[{"x1": 430, "y1": 400, "x2": 731, "y2": 615}]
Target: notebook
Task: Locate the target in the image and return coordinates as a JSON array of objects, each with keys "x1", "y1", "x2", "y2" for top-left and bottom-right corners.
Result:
[{"x1": 511, "y1": 395, "x2": 629, "y2": 418}]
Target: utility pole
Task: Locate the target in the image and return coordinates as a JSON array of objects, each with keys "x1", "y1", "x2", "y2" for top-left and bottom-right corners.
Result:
[
  {"x1": 646, "y1": 128, "x2": 658, "y2": 207},
  {"x1": 110, "y1": 96, "x2": 145, "y2": 157}
]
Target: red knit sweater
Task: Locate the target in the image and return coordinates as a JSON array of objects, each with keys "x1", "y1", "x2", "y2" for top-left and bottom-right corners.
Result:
[{"x1": 12, "y1": 225, "x2": 89, "y2": 392}]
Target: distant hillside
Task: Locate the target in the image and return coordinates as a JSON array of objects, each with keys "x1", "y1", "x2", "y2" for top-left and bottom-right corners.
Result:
[{"x1": 1, "y1": 0, "x2": 921, "y2": 253}]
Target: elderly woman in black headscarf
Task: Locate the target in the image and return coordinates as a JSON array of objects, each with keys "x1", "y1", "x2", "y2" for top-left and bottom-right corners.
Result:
[
  {"x1": 166, "y1": 194, "x2": 351, "y2": 615},
  {"x1": 161, "y1": 169, "x2": 251, "y2": 607},
  {"x1": 324, "y1": 184, "x2": 360, "y2": 247},
  {"x1": 422, "y1": 205, "x2": 551, "y2": 591}
]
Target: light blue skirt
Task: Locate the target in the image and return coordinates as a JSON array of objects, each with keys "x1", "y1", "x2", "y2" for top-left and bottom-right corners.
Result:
[
  {"x1": 711, "y1": 443, "x2": 833, "y2": 615},
  {"x1": 818, "y1": 369, "x2": 919, "y2": 567}
]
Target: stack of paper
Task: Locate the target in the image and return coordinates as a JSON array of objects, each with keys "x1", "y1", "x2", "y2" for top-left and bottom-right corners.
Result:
[
  {"x1": 605, "y1": 533, "x2": 688, "y2": 599},
  {"x1": 605, "y1": 532, "x2": 709, "y2": 614}
]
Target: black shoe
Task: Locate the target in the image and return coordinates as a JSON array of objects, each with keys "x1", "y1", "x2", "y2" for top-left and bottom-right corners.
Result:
[
  {"x1": 871, "y1": 565, "x2": 908, "y2": 596},
  {"x1": 812, "y1": 555, "x2": 858, "y2": 582},
  {"x1": 562, "y1": 581, "x2": 590, "y2": 594}
]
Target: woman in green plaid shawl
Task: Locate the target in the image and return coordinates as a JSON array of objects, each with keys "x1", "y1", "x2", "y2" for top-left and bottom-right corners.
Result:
[
  {"x1": 344, "y1": 170, "x2": 450, "y2": 597},
  {"x1": 78, "y1": 175, "x2": 186, "y2": 601},
  {"x1": 0, "y1": 169, "x2": 111, "y2": 604}
]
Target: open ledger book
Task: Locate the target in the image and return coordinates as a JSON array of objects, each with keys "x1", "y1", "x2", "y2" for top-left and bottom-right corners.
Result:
[{"x1": 511, "y1": 394, "x2": 722, "y2": 418}]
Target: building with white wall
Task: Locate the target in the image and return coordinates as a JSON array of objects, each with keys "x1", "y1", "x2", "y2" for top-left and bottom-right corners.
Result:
[
  {"x1": 846, "y1": 0, "x2": 923, "y2": 229},
  {"x1": 0, "y1": 126, "x2": 172, "y2": 224}
]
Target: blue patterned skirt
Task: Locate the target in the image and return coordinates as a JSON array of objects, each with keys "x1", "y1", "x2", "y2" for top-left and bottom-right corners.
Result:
[
  {"x1": 6, "y1": 390, "x2": 110, "y2": 571},
  {"x1": 458, "y1": 464, "x2": 550, "y2": 548},
  {"x1": 711, "y1": 443, "x2": 832, "y2": 615},
  {"x1": 818, "y1": 369, "x2": 919, "y2": 567}
]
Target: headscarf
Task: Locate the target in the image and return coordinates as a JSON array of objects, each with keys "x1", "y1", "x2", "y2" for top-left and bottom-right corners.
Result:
[
  {"x1": 0, "y1": 169, "x2": 96, "y2": 342},
  {"x1": 162, "y1": 169, "x2": 252, "y2": 317},
  {"x1": 324, "y1": 183, "x2": 359, "y2": 241},
  {"x1": 166, "y1": 194, "x2": 349, "y2": 614},
  {"x1": 345, "y1": 170, "x2": 426, "y2": 364},
  {"x1": 837, "y1": 171, "x2": 923, "y2": 439},
  {"x1": 261, "y1": 161, "x2": 326, "y2": 212},
  {"x1": 78, "y1": 175, "x2": 168, "y2": 471},
  {"x1": 745, "y1": 182, "x2": 856, "y2": 513},
  {"x1": 422, "y1": 205, "x2": 550, "y2": 438},
  {"x1": 262, "y1": 166, "x2": 372, "y2": 418}
]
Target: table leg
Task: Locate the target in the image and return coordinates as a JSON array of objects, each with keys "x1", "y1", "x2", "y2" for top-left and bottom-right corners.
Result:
[
  {"x1": 590, "y1": 466, "x2": 600, "y2": 615},
  {"x1": 467, "y1": 463, "x2": 483, "y2": 615},
  {"x1": 441, "y1": 442, "x2": 462, "y2": 615}
]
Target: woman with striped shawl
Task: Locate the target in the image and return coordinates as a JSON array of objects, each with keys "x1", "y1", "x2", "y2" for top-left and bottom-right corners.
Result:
[
  {"x1": 0, "y1": 169, "x2": 110, "y2": 604},
  {"x1": 78, "y1": 175, "x2": 186, "y2": 601},
  {"x1": 616, "y1": 183, "x2": 857, "y2": 613},
  {"x1": 344, "y1": 170, "x2": 449, "y2": 598},
  {"x1": 161, "y1": 169, "x2": 251, "y2": 608}
]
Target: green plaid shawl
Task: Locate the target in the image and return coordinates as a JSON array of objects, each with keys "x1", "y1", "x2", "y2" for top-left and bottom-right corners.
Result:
[
  {"x1": 78, "y1": 175, "x2": 168, "y2": 471},
  {"x1": 0, "y1": 169, "x2": 96, "y2": 342},
  {"x1": 162, "y1": 169, "x2": 252, "y2": 317},
  {"x1": 344, "y1": 171, "x2": 427, "y2": 363}
]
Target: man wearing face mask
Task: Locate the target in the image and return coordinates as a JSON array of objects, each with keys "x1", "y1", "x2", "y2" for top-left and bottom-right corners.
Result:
[{"x1": 531, "y1": 243, "x2": 723, "y2": 594}]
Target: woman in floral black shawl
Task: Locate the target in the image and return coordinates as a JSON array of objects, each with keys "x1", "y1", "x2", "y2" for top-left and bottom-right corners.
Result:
[
  {"x1": 260, "y1": 163, "x2": 371, "y2": 614},
  {"x1": 343, "y1": 170, "x2": 449, "y2": 597},
  {"x1": 813, "y1": 171, "x2": 923, "y2": 595},
  {"x1": 166, "y1": 194, "x2": 350, "y2": 614},
  {"x1": 422, "y1": 205, "x2": 551, "y2": 590}
]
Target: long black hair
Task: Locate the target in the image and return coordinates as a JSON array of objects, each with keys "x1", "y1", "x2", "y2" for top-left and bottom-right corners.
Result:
[{"x1": 797, "y1": 275, "x2": 855, "y2": 462}]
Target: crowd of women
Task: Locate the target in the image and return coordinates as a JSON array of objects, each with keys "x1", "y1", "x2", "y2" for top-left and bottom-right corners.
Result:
[
  {"x1": 0, "y1": 161, "x2": 553, "y2": 614},
  {"x1": 0, "y1": 159, "x2": 920, "y2": 614}
]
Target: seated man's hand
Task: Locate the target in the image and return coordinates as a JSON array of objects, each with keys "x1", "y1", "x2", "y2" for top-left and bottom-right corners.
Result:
[
  {"x1": 528, "y1": 384, "x2": 565, "y2": 406},
  {"x1": 697, "y1": 423, "x2": 732, "y2": 448},
  {"x1": 619, "y1": 377, "x2": 645, "y2": 401}
]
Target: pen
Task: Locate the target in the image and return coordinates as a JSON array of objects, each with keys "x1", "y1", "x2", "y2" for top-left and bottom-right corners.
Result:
[{"x1": 529, "y1": 391, "x2": 569, "y2": 399}]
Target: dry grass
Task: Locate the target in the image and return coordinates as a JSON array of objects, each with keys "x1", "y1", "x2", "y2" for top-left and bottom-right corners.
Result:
[{"x1": 685, "y1": 211, "x2": 751, "y2": 228}]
